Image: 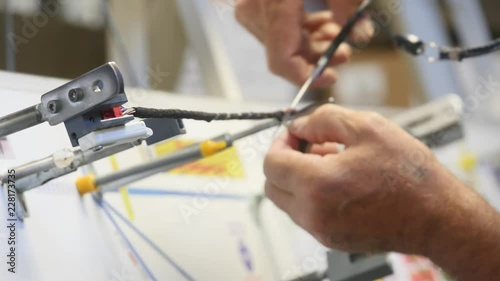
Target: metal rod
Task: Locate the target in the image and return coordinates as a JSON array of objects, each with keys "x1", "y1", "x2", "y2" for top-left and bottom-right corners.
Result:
[
  {"x1": 83, "y1": 142, "x2": 135, "y2": 164},
  {"x1": 232, "y1": 120, "x2": 279, "y2": 141},
  {"x1": 0, "y1": 104, "x2": 45, "y2": 137},
  {"x1": 96, "y1": 145, "x2": 204, "y2": 187},
  {"x1": 99, "y1": 161, "x2": 185, "y2": 193},
  {"x1": 4, "y1": 0, "x2": 16, "y2": 71},
  {"x1": 97, "y1": 122, "x2": 281, "y2": 192},
  {"x1": 1, "y1": 157, "x2": 55, "y2": 183},
  {"x1": 15, "y1": 142, "x2": 135, "y2": 193}
]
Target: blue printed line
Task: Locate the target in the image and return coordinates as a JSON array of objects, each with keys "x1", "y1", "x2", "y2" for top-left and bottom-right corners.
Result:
[
  {"x1": 121, "y1": 188, "x2": 248, "y2": 200},
  {"x1": 94, "y1": 195, "x2": 158, "y2": 281},
  {"x1": 238, "y1": 240, "x2": 254, "y2": 272},
  {"x1": 101, "y1": 199, "x2": 198, "y2": 281}
]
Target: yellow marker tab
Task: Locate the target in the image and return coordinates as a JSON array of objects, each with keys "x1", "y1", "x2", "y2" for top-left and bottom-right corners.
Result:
[
  {"x1": 109, "y1": 156, "x2": 135, "y2": 221},
  {"x1": 109, "y1": 155, "x2": 120, "y2": 171},
  {"x1": 459, "y1": 152, "x2": 478, "y2": 172},
  {"x1": 200, "y1": 140, "x2": 227, "y2": 157},
  {"x1": 155, "y1": 139, "x2": 245, "y2": 178},
  {"x1": 76, "y1": 174, "x2": 97, "y2": 195},
  {"x1": 120, "y1": 187, "x2": 135, "y2": 221}
]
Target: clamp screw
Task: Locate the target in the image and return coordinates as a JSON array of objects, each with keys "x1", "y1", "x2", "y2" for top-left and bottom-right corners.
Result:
[
  {"x1": 47, "y1": 100, "x2": 60, "y2": 114},
  {"x1": 68, "y1": 88, "x2": 84, "y2": 102}
]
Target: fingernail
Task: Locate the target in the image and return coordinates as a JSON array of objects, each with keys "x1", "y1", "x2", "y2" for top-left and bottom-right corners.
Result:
[
  {"x1": 338, "y1": 43, "x2": 352, "y2": 58},
  {"x1": 354, "y1": 20, "x2": 374, "y2": 41},
  {"x1": 290, "y1": 117, "x2": 306, "y2": 133}
]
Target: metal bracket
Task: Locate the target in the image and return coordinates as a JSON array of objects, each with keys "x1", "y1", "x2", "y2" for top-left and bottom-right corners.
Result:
[
  {"x1": 15, "y1": 191, "x2": 29, "y2": 222},
  {"x1": 143, "y1": 118, "x2": 185, "y2": 146},
  {"x1": 0, "y1": 62, "x2": 126, "y2": 144},
  {"x1": 41, "y1": 62, "x2": 125, "y2": 125}
]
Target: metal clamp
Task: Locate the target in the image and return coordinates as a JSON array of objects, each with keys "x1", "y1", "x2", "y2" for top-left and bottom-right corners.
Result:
[
  {"x1": 0, "y1": 62, "x2": 127, "y2": 146},
  {"x1": 41, "y1": 62, "x2": 124, "y2": 125}
]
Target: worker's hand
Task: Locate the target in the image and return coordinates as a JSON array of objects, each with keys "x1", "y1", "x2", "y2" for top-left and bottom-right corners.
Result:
[
  {"x1": 263, "y1": 104, "x2": 476, "y2": 254},
  {"x1": 235, "y1": 0, "x2": 373, "y2": 88}
]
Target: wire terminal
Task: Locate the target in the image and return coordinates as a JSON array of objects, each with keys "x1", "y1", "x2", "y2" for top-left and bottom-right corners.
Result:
[{"x1": 394, "y1": 34, "x2": 425, "y2": 56}]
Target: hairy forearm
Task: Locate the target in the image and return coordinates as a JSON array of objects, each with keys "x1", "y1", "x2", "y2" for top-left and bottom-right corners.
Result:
[{"x1": 422, "y1": 171, "x2": 500, "y2": 280}]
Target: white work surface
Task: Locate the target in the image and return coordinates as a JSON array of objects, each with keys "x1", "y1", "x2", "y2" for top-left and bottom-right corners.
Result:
[
  {"x1": 0, "y1": 70, "x2": 321, "y2": 281},
  {"x1": 1, "y1": 70, "x2": 500, "y2": 281}
]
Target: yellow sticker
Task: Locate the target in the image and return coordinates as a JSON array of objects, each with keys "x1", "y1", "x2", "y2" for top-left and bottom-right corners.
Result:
[
  {"x1": 109, "y1": 155, "x2": 135, "y2": 221},
  {"x1": 155, "y1": 139, "x2": 245, "y2": 178}
]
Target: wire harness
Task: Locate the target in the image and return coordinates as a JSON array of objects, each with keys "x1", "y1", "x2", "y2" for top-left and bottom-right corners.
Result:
[
  {"x1": 130, "y1": 107, "x2": 288, "y2": 122},
  {"x1": 433, "y1": 38, "x2": 500, "y2": 61},
  {"x1": 375, "y1": 9, "x2": 500, "y2": 62}
]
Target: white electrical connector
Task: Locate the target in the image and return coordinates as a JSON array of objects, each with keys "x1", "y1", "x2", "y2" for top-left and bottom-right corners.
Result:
[
  {"x1": 78, "y1": 121, "x2": 153, "y2": 151},
  {"x1": 52, "y1": 148, "x2": 76, "y2": 168}
]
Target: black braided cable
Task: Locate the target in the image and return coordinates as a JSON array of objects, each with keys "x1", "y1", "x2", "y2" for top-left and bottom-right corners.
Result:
[
  {"x1": 439, "y1": 38, "x2": 500, "y2": 61},
  {"x1": 132, "y1": 107, "x2": 287, "y2": 122},
  {"x1": 458, "y1": 38, "x2": 500, "y2": 60}
]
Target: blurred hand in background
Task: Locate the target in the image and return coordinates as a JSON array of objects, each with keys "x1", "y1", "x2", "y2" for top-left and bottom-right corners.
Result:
[{"x1": 235, "y1": 0, "x2": 373, "y2": 88}]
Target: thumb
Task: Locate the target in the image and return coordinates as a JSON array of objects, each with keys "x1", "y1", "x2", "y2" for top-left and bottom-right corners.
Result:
[{"x1": 289, "y1": 104, "x2": 360, "y2": 146}]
